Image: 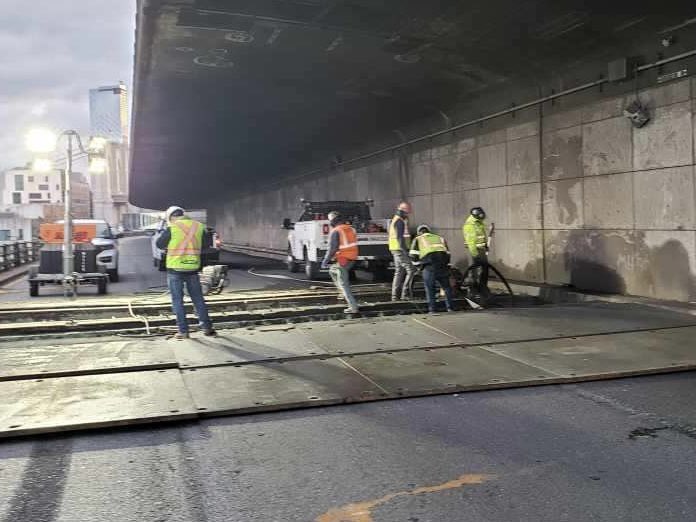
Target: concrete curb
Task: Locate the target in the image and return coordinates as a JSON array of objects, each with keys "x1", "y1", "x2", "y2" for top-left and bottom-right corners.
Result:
[
  {"x1": 222, "y1": 244, "x2": 286, "y2": 261},
  {"x1": 489, "y1": 280, "x2": 696, "y2": 316},
  {"x1": 0, "y1": 264, "x2": 33, "y2": 287}
]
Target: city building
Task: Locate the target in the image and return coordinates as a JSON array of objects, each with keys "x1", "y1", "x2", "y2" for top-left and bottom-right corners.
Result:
[
  {"x1": 88, "y1": 83, "x2": 136, "y2": 226},
  {"x1": 0, "y1": 166, "x2": 92, "y2": 240},
  {"x1": 89, "y1": 84, "x2": 129, "y2": 144}
]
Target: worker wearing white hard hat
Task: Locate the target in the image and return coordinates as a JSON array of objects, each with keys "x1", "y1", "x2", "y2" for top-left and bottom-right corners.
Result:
[
  {"x1": 388, "y1": 201, "x2": 415, "y2": 301},
  {"x1": 155, "y1": 205, "x2": 216, "y2": 339}
]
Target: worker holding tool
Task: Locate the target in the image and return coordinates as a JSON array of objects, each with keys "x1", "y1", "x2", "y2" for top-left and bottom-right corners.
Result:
[
  {"x1": 389, "y1": 201, "x2": 414, "y2": 301},
  {"x1": 321, "y1": 211, "x2": 360, "y2": 314},
  {"x1": 462, "y1": 206, "x2": 490, "y2": 297},
  {"x1": 409, "y1": 224, "x2": 454, "y2": 313},
  {"x1": 156, "y1": 206, "x2": 216, "y2": 339}
]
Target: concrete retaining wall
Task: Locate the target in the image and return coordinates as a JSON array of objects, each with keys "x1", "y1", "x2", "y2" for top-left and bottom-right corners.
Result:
[{"x1": 214, "y1": 78, "x2": 696, "y2": 302}]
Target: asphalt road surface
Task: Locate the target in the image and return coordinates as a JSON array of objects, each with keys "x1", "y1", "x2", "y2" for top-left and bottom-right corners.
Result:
[
  {"x1": 0, "y1": 236, "x2": 322, "y2": 303},
  {"x1": 1, "y1": 372, "x2": 695, "y2": 521}
]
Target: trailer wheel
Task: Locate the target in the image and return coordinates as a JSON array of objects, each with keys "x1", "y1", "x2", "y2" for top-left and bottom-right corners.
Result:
[
  {"x1": 287, "y1": 245, "x2": 300, "y2": 273},
  {"x1": 29, "y1": 281, "x2": 39, "y2": 297},
  {"x1": 97, "y1": 277, "x2": 107, "y2": 295}
]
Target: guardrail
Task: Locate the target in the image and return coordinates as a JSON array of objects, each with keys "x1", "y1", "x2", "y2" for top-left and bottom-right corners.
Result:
[{"x1": 0, "y1": 241, "x2": 41, "y2": 272}]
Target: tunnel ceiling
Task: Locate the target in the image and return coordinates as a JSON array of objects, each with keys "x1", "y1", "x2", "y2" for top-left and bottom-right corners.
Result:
[{"x1": 130, "y1": 0, "x2": 690, "y2": 209}]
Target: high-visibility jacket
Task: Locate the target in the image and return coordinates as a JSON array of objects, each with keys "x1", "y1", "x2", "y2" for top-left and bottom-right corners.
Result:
[
  {"x1": 462, "y1": 215, "x2": 487, "y2": 256},
  {"x1": 409, "y1": 232, "x2": 449, "y2": 257},
  {"x1": 333, "y1": 223, "x2": 359, "y2": 266},
  {"x1": 166, "y1": 217, "x2": 204, "y2": 271},
  {"x1": 388, "y1": 215, "x2": 411, "y2": 252}
]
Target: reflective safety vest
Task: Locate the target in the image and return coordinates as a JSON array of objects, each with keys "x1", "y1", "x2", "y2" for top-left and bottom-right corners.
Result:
[
  {"x1": 388, "y1": 215, "x2": 411, "y2": 251},
  {"x1": 409, "y1": 232, "x2": 449, "y2": 257},
  {"x1": 462, "y1": 215, "x2": 487, "y2": 256},
  {"x1": 166, "y1": 218, "x2": 204, "y2": 271},
  {"x1": 333, "y1": 223, "x2": 359, "y2": 266}
]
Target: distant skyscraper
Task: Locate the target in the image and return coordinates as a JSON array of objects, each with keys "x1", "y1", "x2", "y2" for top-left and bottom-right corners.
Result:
[
  {"x1": 89, "y1": 83, "x2": 129, "y2": 144},
  {"x1": 89, "y1": 83, "x2": 132, "y2": 225}
]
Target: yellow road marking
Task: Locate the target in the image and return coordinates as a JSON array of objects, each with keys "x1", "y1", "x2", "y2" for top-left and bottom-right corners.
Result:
[{"x1": 315, "y1": 473, "x2": 493, "y2": 522}]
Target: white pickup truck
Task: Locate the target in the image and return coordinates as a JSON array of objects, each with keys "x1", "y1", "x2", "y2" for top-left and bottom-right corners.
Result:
[{"x1": 283, "y1": 200, "x2": 391, "y2": 280}]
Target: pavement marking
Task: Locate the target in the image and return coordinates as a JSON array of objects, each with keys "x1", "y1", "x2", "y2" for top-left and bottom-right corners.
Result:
[
  {"x1": 315, "y1": 473, "x2": 493, "y2": 522},
  {"x1": 412, "y1": 316, "x2": 462, "y2": 340},
  {"x1": 337, "y1": 357, "x2": 390, "y2": 396}
]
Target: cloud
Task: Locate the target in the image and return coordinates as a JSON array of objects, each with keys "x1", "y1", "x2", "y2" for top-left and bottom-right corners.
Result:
[{"x1": 0, "y1": 0, "x2": 136, "y2": 170}]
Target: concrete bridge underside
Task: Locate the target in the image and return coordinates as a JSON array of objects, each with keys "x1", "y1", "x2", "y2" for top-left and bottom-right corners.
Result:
[{"x1": 130, "y1": 0, "x2": 696, "y2": 301}]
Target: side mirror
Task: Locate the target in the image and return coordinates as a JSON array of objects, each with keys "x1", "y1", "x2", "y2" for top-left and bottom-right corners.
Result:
[{"x1": 282, "y1": 218, "x2": 294, "y2": 230}]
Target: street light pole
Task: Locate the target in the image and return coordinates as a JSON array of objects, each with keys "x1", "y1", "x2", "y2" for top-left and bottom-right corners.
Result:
[
  {"x1": 26, "y1": 127, "x2": 106, "y2": 298},
  {"x1": 63, "y1": 131, "x2": 74, "y2": 295}
]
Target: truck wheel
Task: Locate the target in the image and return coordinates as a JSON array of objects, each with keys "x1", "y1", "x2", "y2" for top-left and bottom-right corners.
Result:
[
  {"x1": 373, "y1": 265, "x2": 391, "y2": 282},
  {"x1": 97, "y1": 277, "x2": 107, "y2": 295},
  {"x1": 287, "y1": 246, "x2": 300, "y2": 273},
  {"x1": 304, "y1": 251, "x2": 318, "y2": 279},
  {"x1": 30, "y1": 282, "x2": 39, "y2": 297},
  {"x1": 108, "y1": 269, "x2": 119, "y2": 282}
]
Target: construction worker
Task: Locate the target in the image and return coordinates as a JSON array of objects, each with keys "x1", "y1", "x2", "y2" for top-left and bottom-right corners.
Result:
[
  {"x1": 410, "y1": 224, "x2": 454, "y2": 313},
  {"x1": 321, "y1": 211, "x2": 360, "y2": 313},
  {"x1": 462, "y1": 206, "x2": 489, "y2": 295},
  {"x1": 156, "y1": 206, "x2": 216, "y2": 339},
  {"x1": 389, "y1": 201, "x2": 414, "y2": 301}
]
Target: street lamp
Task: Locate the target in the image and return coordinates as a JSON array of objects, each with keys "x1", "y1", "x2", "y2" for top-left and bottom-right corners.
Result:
[{"x1": 26, "y1": 128, "x2": 106, "y2": 297}]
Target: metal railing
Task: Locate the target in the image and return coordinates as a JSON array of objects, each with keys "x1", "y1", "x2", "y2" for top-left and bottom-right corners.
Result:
[{"x1": 0, "y1": 241, "x2": 41, "y2": 272}]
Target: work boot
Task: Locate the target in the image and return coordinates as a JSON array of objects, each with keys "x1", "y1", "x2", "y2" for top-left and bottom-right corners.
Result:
[
  {"x1": 171, "y1": 332, "x2": 190, "y2": 340},
  {"x1": 344, "y1": 307, "x2": 359, "y2": 314},
  {"x1": 391, "y1": 296, "x2": 400, "y2": 302},
  {"x1": 201, "y1": 328, "x2": 217, "y2": 337}
]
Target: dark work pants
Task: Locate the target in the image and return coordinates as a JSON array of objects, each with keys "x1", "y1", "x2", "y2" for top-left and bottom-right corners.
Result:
[
  {"x1": 422, "y1": 266, "x2": 454, "y2": 312},
  {"x1": 471, "y1": 255, "x2": 489, "y2": 294}
]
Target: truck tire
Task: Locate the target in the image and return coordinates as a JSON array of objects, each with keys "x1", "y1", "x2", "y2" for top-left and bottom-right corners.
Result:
[
  {"x1": 304, "y1": 250, "x2": 318, "y2": 280},
  {"x1": 287, "y1": 246, "x2": 300, "y2": 273},
  {"x1": 373, "y1": 264, "x2": 391, "y2": 282},
  {"x1": 97, "y1": 277, "x2": 107, "y2": 295},
  {"x1": 29, "y1": 282, "x2": 39, "y2": 297}
]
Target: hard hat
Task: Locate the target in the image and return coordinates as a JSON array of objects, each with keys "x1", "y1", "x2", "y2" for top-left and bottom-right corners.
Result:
[
  {"x1": 416, "y1": 224, "x2": 431, "y2": 235},
  {"x1": 470, "y1": 207, "x2": 486, "y2": 220},
  {"x1": 165, "y1": 205, "x2": 185, "y2": 223},
  {"x1": 397, "y1": 202, "x2": 411, "y2": 213},
  {"x1": 328, "y1": 211, "x2": 343, "y2": 225}
]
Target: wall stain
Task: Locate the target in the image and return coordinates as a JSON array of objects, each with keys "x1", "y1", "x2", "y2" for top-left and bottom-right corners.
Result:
[{"x1": 315, "y1": 473, "x2": 493, "y2": 522}]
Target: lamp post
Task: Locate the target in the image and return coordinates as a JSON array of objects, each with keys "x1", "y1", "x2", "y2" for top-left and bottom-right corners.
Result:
[{"x1": 27, "y1": 129, "x2": 106, "y2": 297}]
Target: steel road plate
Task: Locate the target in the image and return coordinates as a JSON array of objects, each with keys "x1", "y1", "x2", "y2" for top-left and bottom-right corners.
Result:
[{"x1": 0, "y1": 369, "x2": 196, "y2": 437}]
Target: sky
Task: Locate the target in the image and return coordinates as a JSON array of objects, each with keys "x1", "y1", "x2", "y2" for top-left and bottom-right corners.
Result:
[{"x1": 0, "y1": 0, "x2": 137, "y2": 171}]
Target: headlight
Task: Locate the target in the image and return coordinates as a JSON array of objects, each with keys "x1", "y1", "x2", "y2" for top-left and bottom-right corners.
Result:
[{"x1": 98, "y1": 256, "x2": 112, "y2": 263}]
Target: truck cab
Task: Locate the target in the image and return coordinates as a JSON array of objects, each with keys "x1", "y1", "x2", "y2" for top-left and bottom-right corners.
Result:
[{"x1": 283, "y1": 199, "x2": 391, "y2": 280}]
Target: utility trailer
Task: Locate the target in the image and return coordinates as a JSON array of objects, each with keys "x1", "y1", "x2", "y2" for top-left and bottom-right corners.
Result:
[
  {"x1": 283, "y1": 199, "x2": 391, "y2": 280},
  {"x1": 28, "y1": 224, "x2": 109, "y2": 297}
]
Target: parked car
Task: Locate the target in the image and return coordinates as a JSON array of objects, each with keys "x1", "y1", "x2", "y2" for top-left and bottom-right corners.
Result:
[
  {"x1": 151, "y1": 218, "x2": 220, "y2": 270},
  {"x1": 56, "y1": 219, "x2": 121, "y2": 282}
]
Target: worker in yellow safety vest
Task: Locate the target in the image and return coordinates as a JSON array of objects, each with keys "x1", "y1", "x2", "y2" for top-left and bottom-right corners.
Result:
[
  {"x1": 389, "y1": 201, "x2": 414, "y2": 301},
  {"x1": 462, "y1": 206, "x2": 489, "y2": 295},
  {"x1": 156, "y1": 206, "x2": 216, "y2": 339},
  {"x1": 410, "y1": 224, "x2": 454, "y2": 313},
  {"x1": 321, "y1": 211, "x2": 360, "y2": 313}
]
